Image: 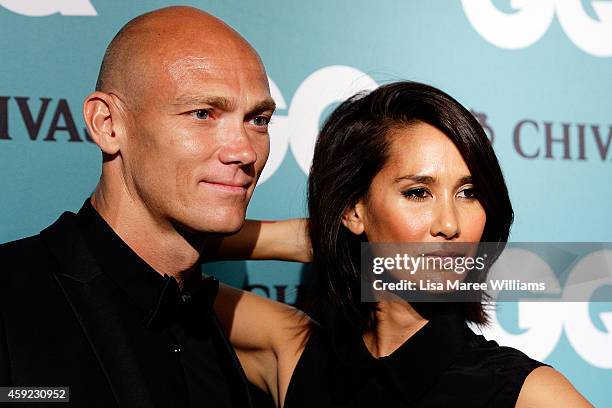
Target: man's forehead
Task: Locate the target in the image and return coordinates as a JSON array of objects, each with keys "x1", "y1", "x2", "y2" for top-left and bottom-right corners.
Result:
[
  {"x1": 167, "y1": 57, "x2": 213, "y2": 78},
  {"x1": 167, "y1": 64, "x2": 270, "y2": 102},
  {"x1": 165, "y1": 55, "x2": 266, "y2": 82}
]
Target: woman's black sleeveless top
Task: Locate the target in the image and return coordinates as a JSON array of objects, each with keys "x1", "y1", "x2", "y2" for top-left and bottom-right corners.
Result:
[{"x1": 284, "y1": 313, "x2": 546, "y2": 407}]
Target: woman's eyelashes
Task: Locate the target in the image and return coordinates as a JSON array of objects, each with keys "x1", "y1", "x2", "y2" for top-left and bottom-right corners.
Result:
[
  {"x1": 458, "y1": 186, "x2": 479, "y2": 200},
  {"x1": 401, "y1": 185, "x2": 479, "y2": 201},
  {"x1": 402, "y1": 187, "x2": 430, "y2": 201}
]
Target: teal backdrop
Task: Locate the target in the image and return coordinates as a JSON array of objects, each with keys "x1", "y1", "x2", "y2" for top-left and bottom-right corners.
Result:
[{"x1": 1, "y1": 1, "x2": 611, "y2": 405}]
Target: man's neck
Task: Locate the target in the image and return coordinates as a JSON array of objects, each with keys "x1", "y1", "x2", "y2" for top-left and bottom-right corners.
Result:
[{"x1": 90, "y1": 186, "x2": 203, "y2": 287}]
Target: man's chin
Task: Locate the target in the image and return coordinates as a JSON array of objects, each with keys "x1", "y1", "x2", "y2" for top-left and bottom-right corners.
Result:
[
  {"x1": 195, "y1": 213, "x2": 246, "y2": 235},
  {"x1": 210, "y1": 219, "x2": 244, "y2": 235},
  {"x1": 171, "y1": 210, "x2": 246, "y2": 237}
]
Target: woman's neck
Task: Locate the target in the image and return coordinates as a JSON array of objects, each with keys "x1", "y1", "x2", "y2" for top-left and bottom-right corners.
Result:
[{"x1": 363, "y1": 301, "x2": 428, "y2": 358}]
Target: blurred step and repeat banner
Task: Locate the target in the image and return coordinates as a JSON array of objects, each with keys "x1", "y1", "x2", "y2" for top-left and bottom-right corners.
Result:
[{"x1": 1, "y1": 1, "x2": 611, "y2": 405}]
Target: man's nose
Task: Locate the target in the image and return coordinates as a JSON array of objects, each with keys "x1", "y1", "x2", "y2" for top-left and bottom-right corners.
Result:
[
  {"x1": 430, "y1": 195, "x2": 460, "y2": 239},
  {"x1": 218, "y1": 125, "x2": 257, "y2": 166}
]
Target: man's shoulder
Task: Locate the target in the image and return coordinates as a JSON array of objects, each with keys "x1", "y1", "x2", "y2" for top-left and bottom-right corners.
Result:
[
  {"x1": 0, "y1": 234, "x2": 48, "y2": 265},
  {"x1": 0, "y1": 236, "x2": 58, "y2": 316},
  {"x1": 0, "y1": 211, "x2": 79, "y2": 281}
]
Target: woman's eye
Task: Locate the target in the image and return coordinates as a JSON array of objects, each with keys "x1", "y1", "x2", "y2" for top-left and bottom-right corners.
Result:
[
  {"x1": 192, "y1": 109, "x2": 210, "y2": 120},
  {"x1": 458, "y1": 188, "x2": 478, "y2": 199},
  {"x1": 252, "y1": 116, "x2": 270, "y2": 127},
  {"x1": 402, "y1": 188, "x2": 429, "y2": 201}
]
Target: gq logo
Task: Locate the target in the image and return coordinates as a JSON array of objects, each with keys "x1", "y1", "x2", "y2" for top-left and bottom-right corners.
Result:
[
  {"x1": 0, "y1": 0, "x2": 97, "y2": 16},
  {"x1": 461, "y1": 0, "x2": 612, "y2": 57},
  {"x1": 477, "y1": 248, "x2": 612, "y2": 369},
  {"x1": 262, "y1": 65, "x2": 378, "y2": 184}
]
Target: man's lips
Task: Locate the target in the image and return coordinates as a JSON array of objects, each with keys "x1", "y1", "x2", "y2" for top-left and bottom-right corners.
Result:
[{"x1": 200, "y1": 180, "x2": 251, "y2": 193}]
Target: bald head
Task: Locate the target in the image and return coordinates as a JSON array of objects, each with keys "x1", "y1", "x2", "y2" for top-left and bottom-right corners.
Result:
[
  {"x1": 95, "y1": 6, "x2": 264, "y2": 103},
  {"x1": 84, "y1": 4, "x2": 274, "y2": 248}
]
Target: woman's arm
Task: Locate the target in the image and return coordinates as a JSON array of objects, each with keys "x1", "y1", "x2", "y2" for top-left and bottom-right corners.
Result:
[
  {"x1": 214, "y1": 283, "x2": 311, "y2": 407},
  {"x1": 203, "y1": 219, "x2": 311, "y2": 263},
  {"x1": 516, "y1": 366, "x2": 593, "y2": 407},
  {"x1": 205, "y1": 219, "x2": 312, "y2": 405}
]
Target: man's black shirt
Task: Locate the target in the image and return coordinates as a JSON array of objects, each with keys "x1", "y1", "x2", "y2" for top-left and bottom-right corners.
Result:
[
  {"x1": 0, "y1": 200, "x2": 252, "y2": 407},
  {"x1": 74, "y1": 199, "x2": 249, "y2": 407}
]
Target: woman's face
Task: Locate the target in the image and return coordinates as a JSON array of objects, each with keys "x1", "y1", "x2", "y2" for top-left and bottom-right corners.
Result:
[{"x1": 344, "y1": 122, "x2": 486, "y2": 243}]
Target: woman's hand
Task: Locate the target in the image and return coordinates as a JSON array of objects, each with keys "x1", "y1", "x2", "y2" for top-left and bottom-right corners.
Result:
[{"x1": 202, "y1": 218, "x2": 312, "y2": 263}]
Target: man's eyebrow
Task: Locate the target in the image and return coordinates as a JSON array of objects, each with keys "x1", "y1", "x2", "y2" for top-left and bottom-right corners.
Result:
[
  {"x1": 172, "y1": 95, "x2": 236, "y2": 111},
  {"x1": 246, "y1": 98, "x2": 276, "y2": 117},
  {"x1": 172, "y1": 95, "x2": 276, "y2": 116}
]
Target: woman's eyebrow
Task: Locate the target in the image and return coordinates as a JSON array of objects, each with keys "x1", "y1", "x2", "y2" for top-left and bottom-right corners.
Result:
[
  {"x1": 394, "y1": 175, "x2": 474, "y2": 187},
  {"x1": 456, "y1": 176, "x2": 474, "y2": 187},
  {"x1": 394, "y1": 174, "x2": 436, "y2": 184}
]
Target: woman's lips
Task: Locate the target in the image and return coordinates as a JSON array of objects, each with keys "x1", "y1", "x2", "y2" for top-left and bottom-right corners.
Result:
[{"x1": 422, "y1": 251, "x2": 465, "y2": 258}]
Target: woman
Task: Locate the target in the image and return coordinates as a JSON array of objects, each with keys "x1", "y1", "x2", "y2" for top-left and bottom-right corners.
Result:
[{"x1": 211, "y1": 81, "x2": 591, "y2": 407}]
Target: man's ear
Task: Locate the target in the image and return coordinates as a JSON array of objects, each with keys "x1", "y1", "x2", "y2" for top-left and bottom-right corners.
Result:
[
  {"x1": 341, "y1": 200, "x2": 366, "y2": 236},
  {"x1": 83, "y1": 91, "x2": 121, "y2": 155}
]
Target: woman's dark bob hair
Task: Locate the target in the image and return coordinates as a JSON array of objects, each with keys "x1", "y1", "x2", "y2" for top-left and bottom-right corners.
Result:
[{"x1": 307, "y1": 81, "x2": 513, "y2": 330}]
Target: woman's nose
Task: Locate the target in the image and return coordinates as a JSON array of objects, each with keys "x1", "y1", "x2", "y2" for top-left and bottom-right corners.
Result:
[{"x1": 430, "y1": 195, "x2": 460, "y2": 239}]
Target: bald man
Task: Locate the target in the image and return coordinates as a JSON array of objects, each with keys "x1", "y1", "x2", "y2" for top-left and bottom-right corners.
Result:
[{"x1": 0, "y1": 6, "x2": 275, "y2": 407}]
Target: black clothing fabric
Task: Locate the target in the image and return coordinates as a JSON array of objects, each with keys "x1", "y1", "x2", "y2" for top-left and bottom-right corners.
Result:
[
  {"x1": 285, "y1": 313, "x2": 546, "y2": 407},
  {"x1": 0, "y1": 200, "x2": 253, "y2": 407}
]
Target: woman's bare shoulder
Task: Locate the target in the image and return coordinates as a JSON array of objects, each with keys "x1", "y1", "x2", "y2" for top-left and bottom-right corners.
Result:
[{"x1": 515, "y1": 366, "x2": 592, "y2": 408}]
